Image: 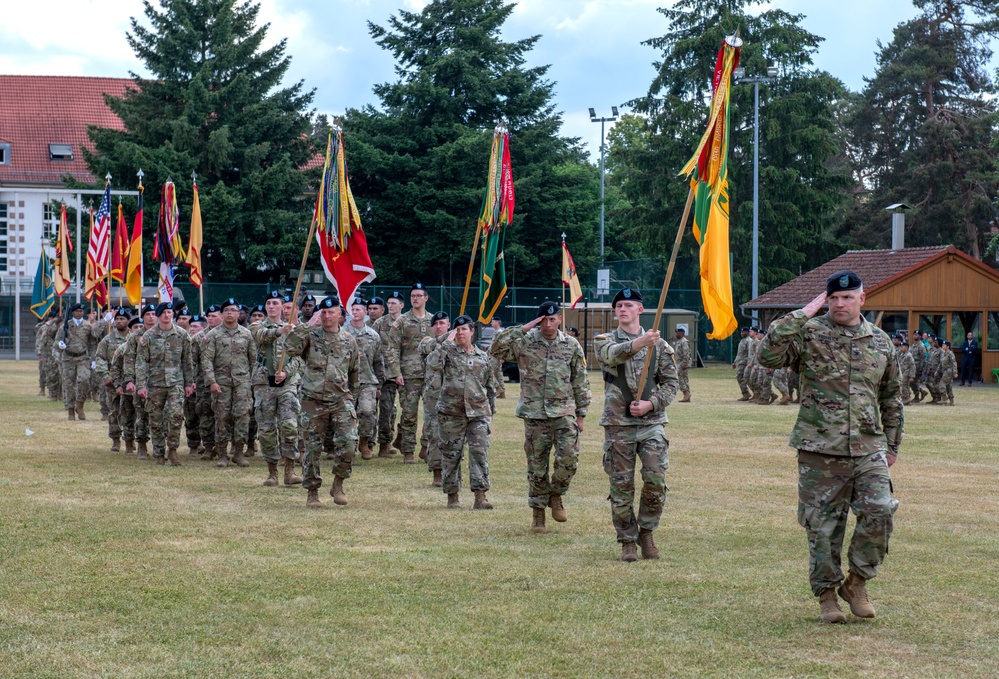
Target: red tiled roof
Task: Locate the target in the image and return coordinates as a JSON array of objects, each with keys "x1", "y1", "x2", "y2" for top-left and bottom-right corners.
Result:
[
  {"x1": 0, "y1": 75, "x2": 132, "y2": 186},
  {"x1": 743, "y1": 245, "x2": 953, "y2": 310}
]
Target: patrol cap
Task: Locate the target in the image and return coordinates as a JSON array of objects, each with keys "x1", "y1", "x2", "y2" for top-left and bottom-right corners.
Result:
[
  {"x1": 190, "y1": 314, "x2": 204, "y2": 324},
  {"x1": 69, "y1": 302, "x2": 85, "y2": 313},
  {"x1": 141, "y1": 304, "x2": 157, "y2": 316},
  {"x1": 301, "y1": 294, "x2": 316, "y2": 304},
  {"x1": 431, "y1": 311, "x2": 449, "y2": 324},
  {"x1": 611, "y1": 287, "x2": 643, "y2": 307},
  {"x1": 536, "y1": 301, "x2": 560, "y2": 317},
  {"x1": 250, "y1": 304, "x2": 265, "y2": 315},
  {"x1": 317, "y1": 296, "x2": 340, "y2": 310},
  {"x1": 220, "y1": 298, "x2": 240, "y2": 312},
  {"x1": 177, "y1": 308, "x2": 192, "y2": 318},
  {"x1": 154, "y1": 301, "x2": 174, "y2": 316},
  {"x1": 351, "y1": 296, "x2": 367, "y2": 308},
  {"x1": 265, "y1": 290, "x2": 283, "y2": 302},
  {"x1": 114, "y1": 308, "x2": 131, "y2": 319},
  {"x1": 826, "y1": 270, "x2": 862, "y2": 296},
  {"x1": 387, "y1": 291, "x2": 404, "y2": 302},
  {"x1": 368, "y1": 296, "x2": 385, "y2": 307},
  {"x1": 206, "y1": 304, "x2": 221, "y2": 314},
  {"x1": 127, "y1": 317, "x2": 142, "y2": 328},
  {"x1": 411, "y1": 282, "x2": 427, "y2": 293},
  {"x1": 452, "y1": 315, "x2": 474, "y2": 329}
]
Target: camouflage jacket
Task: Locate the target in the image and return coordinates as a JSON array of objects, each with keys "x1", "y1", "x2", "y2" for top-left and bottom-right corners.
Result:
[
  {"x1": 136, "y1": 325, "x2": 194, "y2": 390},
  {"x1": 490, "y1": 325, "x2": 591, "y2": 420},
  {"x1": 386, "y1": 310, "x2": 433, "y2": 380},
  {"x1": 37, "y1": 320, "x2": 57, "y2": 358},
  {"x1": 371, "y1": 313, "x2": 400, "y2": 382},
  {"x1": 202, "y1": 324, "x2": 256, "y2": 388},
  {"x1": 734, "y1": 336, "x2": 751, "y2": 367},
  {"x1": 110, "y1": 336, "x2": 130, "y2": 387},
  {"x1": 925, "y1": 347, "x2": 942, "y2": 380},
  {"x1": 250, "y1": 320, "x2": 302, "y2": 389},
  {"x1": 428, "y1": 341, "x2": 495, "y2": 418},
  {"x1": 89, "y1": 321, "x2": 108, "y2": 357},
  {"x1": 594, "y1": 326, "x2": 678, "y2": 427},
  {"x1": 939, "y1": 350, "x2": 957, "y2": 376},
  {"x1": 911, "y1": 342, "x2": 928, "y2": 374},
  {"x1": 284, "y1": 324, "x2": 359, "y2": 403},
  {"x1": 121, "y1": 327, "x2": 148, "y2": 386},
  {"x1": 899, "y1": 351, "x2": 915, "y2": 382},
  {"x1": 56, "y1": 319, "x2": 94, "y2": 359},
  {"x1": 758, "y1": 310, "x2": 903, "y2": 457},
  {"x1": 671, "y1": 336, "x2": 692, "y2": 369},
  {"x1": 419, "y1": 334, "x2": 447, "y2": 400},
  {"x1": 344, "y1": 322, "x2": 385, "y2": 386},
  {"x1": 94, "y1": 329, "x2": 130, "y2": 380}
]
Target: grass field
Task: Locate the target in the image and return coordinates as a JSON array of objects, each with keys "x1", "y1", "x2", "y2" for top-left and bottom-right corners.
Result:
[{"x1": 0, "y1": 360, "x2": 996, "y2": 677}]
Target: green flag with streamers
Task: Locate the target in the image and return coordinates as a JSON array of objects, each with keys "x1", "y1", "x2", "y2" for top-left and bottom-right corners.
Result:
[{"x1": 478, "y1": 125, "x2": 514, "y2": 324}]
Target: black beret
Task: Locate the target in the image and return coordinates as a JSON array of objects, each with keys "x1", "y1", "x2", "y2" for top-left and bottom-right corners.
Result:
[
  {"x1": 741, "y1": 327, "x2": 750, "y2": 333},
  {"x1": 612, "y1": 288, "x2": 643, "y2": 306},
  {"x1": 431, "y1": 311, "x2": 449, "y2": 324},
  {"x1": 411, "y1": 282, "x2": 426, "y2": 292},
  {"x1": 206, "y1": 304, "x2": 221, "y2": 314},
  {"x1": 177, "y1": 308, "x2": 192, "y2": 318},
  {"x1": 301, "y1": 294, "x2": 316, "y2": 304},
  {"x1": 250, "y1": 304, "x2": 265, "y2": 315},
  {"x1": 114, "y1": 308, "x2": 131, "y2": 319},
  {"x1": 675, "y1": 327, "x2": 686, "y2": 334},
  {"x1": 266, "y1": 290, "x2": 283, "y2": 301},
  {"x1": 220, "y1": 298, "x2": 240, "y2": 312},
  {"x1": 154, "y1": 301, "x2": 173, "y2": 316},
  {"x1": 351, "y1": 297, "x2": 366, "y2": 307},
  {"x1": 368, "y1": 297, "x2": 385, "y2": 307},
  {"x1": 127, "y1": 317, "x2": 142, "y2": 328},
  {"x1": 69, "y1": 302, "x2": 85, "y2": 312},
  {"x1": 536, "y1": 301, "x2": 560, "y2": 317},
  {"x1": 282, "y1": 295, "x2": 292, "y2": 303},
  {"x1": 388, "y1": 291, "x2": 404, "y2": 301},
  {"x1": 900, "y1": 341, "x2": 909, "y2": 347},
  {"x1": 317, "y1": 296, "x2": 340, "y2": 310},
  {"x1": 826, "y1": 270, "x2": 862, "y2": 296},
  {"x1": 141, "y1": 304, "x2": 157, "y2": 316},
  {"x1": 190, "y1": 314, "x2": 204, "y2": 324},
  {"x1": 453, "y1": 315, "x2": 474, "y2": 329},
  {"x1": 567, "y1": 326, "x2": 579, "y2": 334}
]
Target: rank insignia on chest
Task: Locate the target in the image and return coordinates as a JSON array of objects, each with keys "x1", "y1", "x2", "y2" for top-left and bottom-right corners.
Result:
[{"x1": 468, "y1": 359, "x2": 474, "y2": 367}]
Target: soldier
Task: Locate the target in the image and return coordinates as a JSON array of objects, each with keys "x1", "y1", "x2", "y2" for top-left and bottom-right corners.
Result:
[
  {"x1": 176, "y1": 307, "x2": 192, "y2": 332},
  {"x1": 281, "y1": 295, "x2": 294, "y2": 323},
  {"x1": 772, "y1": 367, "x2": 792, "y2": 405},
  {"x1": 94, "y1": 309, "x2": 132, "y2": 451},
  {"x1": 55, "y1": 303, "x2": 94, "y2": 420},
  {"x1": 595, "y1": 288, "x2": 679, "y2": 562},
  {"x1": 37, "y1": 311, "x2": 60, "y2": 400},
  {"x1": 196, "y1": 305, "x2": 223, "y2": 460},
  {"x1": 34, "y1": 317, "x2": 47, "y2": 396},
  {"x1": 285, "y1": 296, "x2": 360, "y2": 509},
  {"x1": 754, "y1": 329, "x2": 776, "y2": 405},
  {"x1": 124, "y1": 304, "x2": 159, "y2": 460},
  {"x1": 758, "y1": 270, "x2": 901, "y2": 624},
  {"x1": 373, "y1": 290, "x2": 405, "y2": 457},
  {"x1": 111, "y1": 316, "x2": 144, "y2": 455},
  {"x1": 182, "y1": 314, "x2": 204, "y2": 455},
  {"x1": 386, "y1": 283, "x2": 434, "y2": 464},
  {"x1": 427, "y1": 315, "x2": 496, "y2": 510},
  {"x1": 672, "y1": 327, "x2": 692, "y2": 402},
  {"x1": 491, "y1": 301, "x2": 591, "y2": 533},
  {"x1": 937, "y1": 341, "x2": 958, "y2": 406},
  {"x1": 743, "y1": 328, "x2": 760, "y2": 401},
  {"x1": 488, "y1": 317, "x2": 506, "y2": 401},
  {"x1": 367, "y1": 296, "x2": 385, "y2": 326},
  {"x1": 299, "y1": 293, "x2": 317, "y2": 324},
  {"x1": 88, "y1": 309, "x2": 110, "y2": 418},
  {"x1": 910, "y1": 331, "x2": 928, "y2": 402},
  {"x1": 251, "y1": 290, "x2": 303, "y2": 487},
  {"x1": 135, "y1": 302, "x2": 196, "y2": 466},
  {"x1": 733, "y1": 327, "x2": 752, "y2": 401},
  {"x1": 924, "y1": 337, "x2": 943, "y2": 404},
  {"x1": 245, "y1": 304, "x2": 267, "y2": 456},
  {"x1": 419, "y1": 311, "x2": 450, "y2": 486},
  {"x1": 202, "y1": 298, "x2": 256, "y2": 468},
  {"x1": 345, "y1": 296, "x2": 385, "y2": 460},
  {"x1": 897, "y1": 342, "x2": 915, "y2": 405}
]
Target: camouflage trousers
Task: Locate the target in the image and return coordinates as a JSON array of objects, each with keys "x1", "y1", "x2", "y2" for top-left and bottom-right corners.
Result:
[
  {"x1": 439, "y1": 414, "x2": 490, "y2": 495},
  {"x1": 211, "y1": 382, "x2": 251, "y2": 445},
  {"x1": 38, "y1": 359, "x2": 46, "y2": 391},
  {"x1": 184, "y1": 392, "x2": 200, "y2": 448},
  {"x1": 94, "y1": 370, "x2": 108, "y2": 413},
  {"x1": 523, "y1": 416, "x2": 580, "y2": 509},
  {"x1": 742, "y1": 364, "x2": 756, "y2": 393},
  {"x1": 248, "y1": 387, "x2": 258, "y2": 445},
  {"x1": 900, "y1": 377, "x2": 912, "y2": 404},
  {"x1": 773, "y1": 368, "x2": 789, "y2": 397},
  {"x1": 677, "y1": 367, "x2": 689, "y2": 394},
  {"x1": 377, "y1": 380, "x2": 399, "y2": 444},
  {"x1": 756, "y1": 369, "x2": 774, "y2": 400},
  {"x1": 254, "y1": 385, "x2": 300, "y2": 464},
  {"x1": 300, "y1": 397, "x2": 357, "y2": 490},
  {"x1": 61, "y1": 357, "x2": 91, "y2": 409},
  {"x1": 45, "y1": 359, "x2": 62, "y2": 399},
  {"x1": 797, "y1": 450, "x2": 898, "y2": 596},
  {"x1": 105, "y1": 387, "x2": 122, "y2": 440},
  {"x1": 735, "y1": 362, "x2": 749, "y2": 396},
  {"x1": 117, "y1": 394, "x2": 141, "y2": 442},
  {"x1": 196, "y1": 386, "x2": 216, "y2": 447},
  {"x1": 356, "y1": 384, "x2": 378, "y2": 441},
  {"x1": 145, "y1": 385, "x2": 186, "y2": 458},
  {"x1": 489, "y1": 356, "x2": 505, "y2": 398},
  {"x1": 602, "y1": 424, "x2": 669, "y2": 543},
  {"x1": 423, "y1": 394, "x2": 441, "y2": 471},
  {"x1": 398, "y1": 377, "x2": 426, "y2": 454},
  {"x1": 940, "y1": 373, "x2": 954, "y2": 401}
]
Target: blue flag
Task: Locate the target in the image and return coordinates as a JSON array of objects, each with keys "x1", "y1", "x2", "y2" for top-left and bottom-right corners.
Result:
[{"x1": 31, "y1": 249, "x2": 55, "y2": 320}]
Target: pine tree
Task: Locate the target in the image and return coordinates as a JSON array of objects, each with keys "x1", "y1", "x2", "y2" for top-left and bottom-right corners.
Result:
[{"x1": 85, "y1": 0, "x2": 316, "y2": 282}]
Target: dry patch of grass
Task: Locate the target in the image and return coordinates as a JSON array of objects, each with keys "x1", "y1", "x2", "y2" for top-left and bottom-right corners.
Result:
[{"x1": 0, "y1": 360, "x2": 997, "y2": 677}]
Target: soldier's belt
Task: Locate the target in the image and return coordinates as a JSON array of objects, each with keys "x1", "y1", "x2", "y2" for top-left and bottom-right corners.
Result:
[{"x1": 65, "y1": 349, "x2": 87, "y2": 358}]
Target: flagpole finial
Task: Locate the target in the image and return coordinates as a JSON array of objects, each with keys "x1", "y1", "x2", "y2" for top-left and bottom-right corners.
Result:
[
  {"x1": 561, "y1": 232, "x2": 566, "y2": 242},
  {"x1": 191, "y1": 170, "x2": 197, "y2": 184},
  {"x1": 106, "y1": 172, "x2": 112, "y2": 183}
]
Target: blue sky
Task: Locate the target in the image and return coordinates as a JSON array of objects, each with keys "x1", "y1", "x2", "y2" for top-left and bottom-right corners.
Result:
[{"x1": 0, "y1": 0, "x2": 922, "y2": 155}]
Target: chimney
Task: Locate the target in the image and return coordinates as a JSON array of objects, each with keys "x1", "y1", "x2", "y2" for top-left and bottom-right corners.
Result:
[{"x1": 885, "y1": 203, "x2": 912, "y2": 251}]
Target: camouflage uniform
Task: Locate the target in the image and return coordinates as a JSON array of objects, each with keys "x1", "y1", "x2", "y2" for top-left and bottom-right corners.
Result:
[
  {"x1": 595, "y1": 327, "x2": 679, "y2": 543},
  {"x1": 136, "y1": 325, "x2": 195, "y2": 460},
  {"x1": 491, "y1": 325, "x2": 591, "y2": 509},
  {"x1": 344, "y1": 322, "x2": 385, "y2": 444},
  {"x1": 89, "y1": 322, "x2": 109, "y2": 416},
  {"x1": 44, "y1": 321, "x2": 63, "y2": 400},
  {"x1": 743, "y1": 335, "x2": 760, "y2": 398},
  {"x1": 925, "y1": 345, "x2": 943, "y2": 401},
  {"x1": 734, "y1": 334, "x2": 752, "y2": 398},
  {"x1": 37, "y1": 319, "x2": 58, "y2": 398},
  {"x1": 34, "y1": 322, "x2": 46, "y2": 393},
  {"x1": 672, "y1": 335, "x2": 692, "y2": 398},
  {"x1": 191, "y1": 328, "x2": 216, "y2": 454},
  {"x1": 285, "y1": 323, "x2": 360, "y2": 490},
  {"x1": 772, "y1": 367, "x2": 791, "y2": 403},
  {"x1": 419, "y1": 334, "x2": 447, "y2": 471},
  {"x1": 122, "y1": 328, "x2": 153, "y2": 445},
  {"x1": 372, "y1": 313, "x2": 401, "y2": 446},
  {"x1": 939, "y1": 349, "x2": 957, "y2": 404},
  {"x1": 56, "y1": 317, "x2": 94, "y2": 410},
  {"x1": 202, "y1": 324, "x2": 256, "y2": 450},
  {"x1": 898, "y1": 351, "x2": 915, "y2": 404},
  {"x1": 910, "y1": 341, "x2": 928, "y2": 398},
  {"x1": 94, "y1": 328, "x2": 130, "y2": 443},
  {"x1": 758, "y1": 310, "x2": 902, "y2": 596},
  {"x1": 386, "y1": 310, "x2": 434, "y2": 454},
  {"x1": 251, "y1": 319, "x2": 302, "y2": 464},
  {"x1": 428, "y1": 341, "x2": 496, "y2": 495},
  {"x1": 182, "y1": 328, "x2": 201, "y2": 452}
]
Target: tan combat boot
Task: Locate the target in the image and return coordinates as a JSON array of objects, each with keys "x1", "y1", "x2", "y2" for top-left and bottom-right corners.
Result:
[
  {"x1": 124, "y1": 439, "x2": 135, "y2": 456},
  {"x1": 531, "y1": 508, "x2": 546, "y2": 534},
  {"x1": 738, "y1": 393, "x2": 751, "y2": 401},
  {"x1": 778, "y1": 394, "x2": 790, "y2": 405},
  {"x1": 156, "y1": 454, "x2": 166, "y2": 466},
  {"x1": 200, "y1": 443, "x2": 216, "y2": 461},
  {"x1": 230, "y1": 443, "x2": 250, "y2": 468},
  {"x1": 447, "y1": 492, "x2": 460, "y2": 509},
  {"x1": 246, "y1": 440, "x2": 257, "y2": 457},
  {"x1": 110, "y1": 437, "x2": 121, "y2": 453},
  {"x1": 431, "y1": 469, "x2": 443, "y2": 487},
  {"x1": 306, "y1": 488, "x2": 322, "y2": 509},
  {"x1": 638, "y1": 527, "x2": 660, "y2": 559},
  {"x1": 137, "y1": 441, "x2": 148, "y2": 461},
  {"x1": 473, "y1": 490, "x2": 493, "y2": 510},
  {"x1": 839, "y1": 572, "x2": 876, "y2": 618},
  {"x1": 392, "y1": 431, "x2": 403, "y2": 451},
  {"x1": 215, "y1": 446, "x2": 230, "y2": 467},
  {"x1": 948, "y1": 397, "x2": 955, "y2": 406},
  {"x1": 263, "y1": 461, "x2": 279, "y2": 487},
  {"x1": 329, "y1": 476, "x2": 348, "y2": 506},
  {"x1": 167, "y1": 448, "x2": 182, "y2": 467},
  {"x1": 549, "y1": 494, "x2": 567, "y2": 522},
  {"x1": 76, "y1": 401, "x2": 86, "y2": 420},
  {"x1": 679, "y1": 390, "x2": 691, "y2": 403},
  {"x1": 819, "y1": 588, "x2": 847, "y2": 623},
  {"x1": 621, "y1": 542, "x2": 639, "y2": 562},
  {"x1": 377, "y1": 442, "x2": 397, "y2": 458},
  {"x1": 418, "y1": 445, "x2": 428, "y2": 461},
  {"x1": 67, "y1": 408, "x2": 76, "y2": 421},
  {"x1": 283, "y1": 459, "x2": 302, "y2": 485},
  {"x1": 359, "y1": 436, "x2": 372, "y2": 460}
]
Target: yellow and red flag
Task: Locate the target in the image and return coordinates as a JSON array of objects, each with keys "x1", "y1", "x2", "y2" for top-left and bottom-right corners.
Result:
[
  {"x1": 53, "y1": 203, "x2": 73, "y2": 297},
  {"x1": 124, "y1": 181, "x2": 144, "y2": 306},
  {"x1": 111, "y1": 201, "x2": 129, "y2": 283},
  {"x1": 186, "y1": 179, "x2": 203, "y2": 288},
  {"x1": 561, "y1": 240, "x2": 583, "y2": 309},
  {"x1": 680, "y1": 35, "x2": 741, "y2": 340}
]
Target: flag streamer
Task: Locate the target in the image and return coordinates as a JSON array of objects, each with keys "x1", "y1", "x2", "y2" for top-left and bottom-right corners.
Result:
[{"x1": 477, "y1": 124, "x2": 514, "y2": 324}]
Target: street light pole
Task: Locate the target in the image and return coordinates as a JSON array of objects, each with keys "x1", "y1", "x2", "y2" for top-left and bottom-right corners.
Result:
[{"x1": 589, "y1": 107, "x2": 619, "y2": 266}]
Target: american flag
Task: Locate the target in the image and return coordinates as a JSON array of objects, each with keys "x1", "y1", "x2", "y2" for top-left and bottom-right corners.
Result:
[{"x1": 87, "y1": 181, "x2": 111, "y2": 280}]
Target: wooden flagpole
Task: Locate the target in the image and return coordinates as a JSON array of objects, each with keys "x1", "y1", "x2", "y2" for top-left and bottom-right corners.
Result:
[
  {"x1": 459, "y1": 222, "x2": 483, "y2": 317},
  {"x1": 634, "y1": 186, "x2": 695, "y2": 400},
  {"x1": 561, "y1": 232, "x2": 567, "y2": 331}
]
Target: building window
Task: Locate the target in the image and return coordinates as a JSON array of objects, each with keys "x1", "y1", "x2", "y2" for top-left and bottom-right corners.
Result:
[
  {"x1": 49, "y1": 143, "x2": 74, "y2": 161},
  {"x1": 988, "y1": 312, "x2": 999, "y2": 351},
  {"x1": 0, "y1": 143, "x2": 10, "y2": 165},
  {"x1": 43, "y1": 203, "x2": 59, "y2": 241}
]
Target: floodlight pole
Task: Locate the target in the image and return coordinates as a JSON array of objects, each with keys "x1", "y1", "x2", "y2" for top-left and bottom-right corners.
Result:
[{"x1": 590, "y1": 107, "x2": 619, "y2": 267}]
